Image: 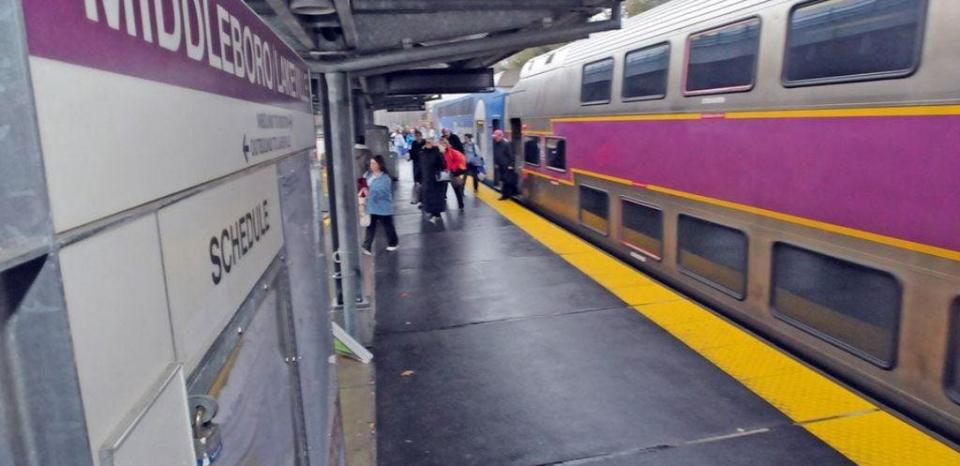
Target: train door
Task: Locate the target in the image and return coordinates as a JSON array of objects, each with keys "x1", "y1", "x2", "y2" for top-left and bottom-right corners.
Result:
[
  {"x1": 510, "y1": 118, "x2": 523, "y2": 169},
  {"x1": 473, "y1": 100, "x2": 488, "y2": 181},
  {"x1": 501, "y1": 118, "x2": 521, "y2": 193}
]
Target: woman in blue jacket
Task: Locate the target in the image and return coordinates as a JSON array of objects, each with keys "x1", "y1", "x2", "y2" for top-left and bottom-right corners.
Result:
[{"x1": 361, "y1": 155, "x2": 398, "y2": 254}]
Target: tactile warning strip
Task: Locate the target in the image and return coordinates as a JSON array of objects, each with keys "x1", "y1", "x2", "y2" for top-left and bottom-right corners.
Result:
[{"x1": 474, "y1": 184, "x2": 960, "y2": 465}]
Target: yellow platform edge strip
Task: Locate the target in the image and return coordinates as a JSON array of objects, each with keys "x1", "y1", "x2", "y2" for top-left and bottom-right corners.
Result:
[{"x1": 473, "y1": 184, "x2": 960, "y2": 465}]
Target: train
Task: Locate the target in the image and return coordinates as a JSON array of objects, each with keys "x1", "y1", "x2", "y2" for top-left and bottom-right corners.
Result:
[
  {"x1": 431, "y1": 89, "x2": 508, "y2": 176},
  {"x1": 435, "y1": 0, "x2": 960, "y2": 442}
]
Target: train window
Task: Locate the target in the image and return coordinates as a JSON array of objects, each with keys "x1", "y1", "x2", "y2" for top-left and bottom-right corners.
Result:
[
  {"x1": 678, "y1": 215, "x2": 748, "y2": 299},
  {"x1": 947, "y1": 298, "x2": 960, "y2": 404},
  {"x1": 771, "y1": 243, "x2": 902, "y2": 368},
  {"x1": 685, "y1": 18, "x2": 761, "y2": 95},
  {"x1": 623, "y1": 42, "x2": 670, "y2": 100},
  {"x1": 545, "y1": 138, "x2": 566, "y2": 172},
  {"x1": 581, "y1": 58, "x2": 614, "y2": 104},
  {"x1": 579, "y1": 186, "x2": 609, "y2": 235},
  {"x1": 523, "y1": 136, "x2": 542, "y2": 166},
  {"x1": 784, "y1": 0, "x2": 927, "y2": 86},
  {"x1": 621, "y1": 199, "x2": 663, "y2": 260}
]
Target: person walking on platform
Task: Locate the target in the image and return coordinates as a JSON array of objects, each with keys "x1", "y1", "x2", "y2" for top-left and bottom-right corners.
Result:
[
  {"x1": 493, "y1": 129, "x2": 516, "y2": 201},
  {"x1": 409, "y1": 130, "x2": 426, "y2": 205},
  {"x1": 441, "y1": 128, "x2": 465, "y2": 153},
  {"x1": 439, "y1": 139, "x2": 468, "y2": 210},
  {"x1": 360, "y1": 155, "x2": 399, "y2": 255},
  {"x1": 392, "y1": 127, "x2": 408, "y2": 158},
  {"x1": 421, "y1": 138, "x2": 448, "y2": 223},
  {"x1": 463, "y1": 134, "x2": 483, "y2": 193}
]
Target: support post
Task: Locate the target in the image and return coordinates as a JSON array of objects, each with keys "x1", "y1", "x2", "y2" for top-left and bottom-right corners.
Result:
[{"x1": 324, "y1": 72, "x2": 362, "y2": 337}]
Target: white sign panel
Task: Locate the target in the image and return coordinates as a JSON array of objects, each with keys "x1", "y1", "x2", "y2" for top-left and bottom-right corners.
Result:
[
  {"x1": 101, "y1": 367, "x2": 195, "y2": 466},
  {"x1": 24, "y1": 0, "x2": 315, "y2": 232},
  {"x1": 158, "y1": 166, "x2": 284, "y2": 372},
  {"x1": 32, "y1": 58, "x2": 314, "y2": 232},
  {"x1": 59, "y1": 215, "x2": 177, "y2": 466}
]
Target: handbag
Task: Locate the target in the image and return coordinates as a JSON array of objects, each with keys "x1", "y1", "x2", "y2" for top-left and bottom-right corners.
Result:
[
  {"x1": 358, "y1": 196, "x2": 371, "y2": 227},
  {"x1": 436, "y1": 170, "x2": 451, "y2": 182}
]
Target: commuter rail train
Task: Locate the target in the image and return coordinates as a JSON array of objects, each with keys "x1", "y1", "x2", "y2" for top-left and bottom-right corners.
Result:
[
  {"x1": 431, "y1": 89, "x2": 508, "y2": 175},
  {"x1": 497, "y1": 0, "x2": 960, "y2": 441}
]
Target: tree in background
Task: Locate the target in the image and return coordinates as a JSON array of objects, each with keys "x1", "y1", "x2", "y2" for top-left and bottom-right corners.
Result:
[
  {"x1": 497, "y1": 0, "x2": 673, "y2": 71},
  {"x1": 623, "y1": 0, "x2": 672, "y2": 18}
]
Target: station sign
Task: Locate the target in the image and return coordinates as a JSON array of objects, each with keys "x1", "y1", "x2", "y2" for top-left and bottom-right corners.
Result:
[
  {"x1": 21, "y1": 0, "x2": 315, "y2": 232},
  {"x1": 157, "y1": 166, "x2": 283, "y2": 373}
]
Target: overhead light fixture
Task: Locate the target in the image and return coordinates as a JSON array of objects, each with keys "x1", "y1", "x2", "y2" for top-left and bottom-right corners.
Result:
[{"x1": 290, "y1": 0, "x2": 336, "y2": 15}]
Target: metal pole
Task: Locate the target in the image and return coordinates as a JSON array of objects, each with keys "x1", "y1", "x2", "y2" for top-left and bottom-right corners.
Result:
[
  {"x1": 324, "y1": 71, "x2": 361, "y2": 336},
  {"x1": 319, "y1": 75, "x2": 343, "y2": 305}
]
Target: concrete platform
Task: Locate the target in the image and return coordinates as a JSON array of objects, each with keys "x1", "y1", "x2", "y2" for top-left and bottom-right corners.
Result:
[{"x1": 370, "y1": 164, "x2": 851, "y2": 466}]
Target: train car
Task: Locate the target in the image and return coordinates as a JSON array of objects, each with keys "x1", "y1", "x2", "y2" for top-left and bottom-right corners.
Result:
[
  {"x1": 507, "y1": 0, "x2": 960, "y2": 441},
  {"x1": 431, "y1": 90, "x2": 508, "y2": 178}
]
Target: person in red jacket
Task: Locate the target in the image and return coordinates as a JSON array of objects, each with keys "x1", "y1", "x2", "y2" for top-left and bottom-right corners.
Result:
[{"x1": 439, "y1": 139, "x2": 468, "y2": 210}]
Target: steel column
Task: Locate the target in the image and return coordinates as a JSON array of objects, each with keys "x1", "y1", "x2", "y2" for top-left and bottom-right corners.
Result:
[
  {"x1": 324, "y1": 72, "x2": 362, "y2": 337},
  {"x1": 277, "y1": 152, "x2": 338, "y2": 465},
  {"x1": 0, "y1": 0, "x2": 93, "y2": 463}
]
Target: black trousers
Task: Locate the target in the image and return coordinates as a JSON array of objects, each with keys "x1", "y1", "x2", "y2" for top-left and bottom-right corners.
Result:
[
  {"x1": 466, "y1": 163, "x2": 480, "y2": 191},
  {"x1": 499, "y1": 168, "x2": 517, "y2": 198},
  {"x1": 363, "y1": 214, "x2": 398, "y2": 249},
  {"x1": 447, "y1": 169, "x2": 466, "y2": 208}
]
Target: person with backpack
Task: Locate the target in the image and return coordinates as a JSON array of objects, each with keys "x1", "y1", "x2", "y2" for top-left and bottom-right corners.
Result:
[
  {"x1": 463, "y1": 133, "x2": 483, "y2": 193},
  {"x1": 359, "y1": 155, "x2": 398, "y2": 255},
  {"x1": 408, "y1": 130, "x2": 426, "y2": 205},
  {"x1": 421, "y1": 138, "x2": 448, "y2": 223},
  {"x1": 439, "y1": 138, "x2": 468, "y2": 210}
]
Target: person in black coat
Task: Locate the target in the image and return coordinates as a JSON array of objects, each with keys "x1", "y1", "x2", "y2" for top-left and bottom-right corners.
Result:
[
  {"x1": 492, "y1": 129, "x2": 516, "y2": 200},
  {"x1": 408, "y1": 130, "x2": 425, "y2": 204},
  {"x1": 420, "y1": 138, "x2": 448, "y2": 222},
  {"x1": 441, "y1": 128, "x2": 465, "y2": 153}
]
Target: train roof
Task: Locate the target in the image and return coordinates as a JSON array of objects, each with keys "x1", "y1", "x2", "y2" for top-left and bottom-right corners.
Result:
[{"x1": 520, "y1": 0, "x2": 790, "y2": 78}]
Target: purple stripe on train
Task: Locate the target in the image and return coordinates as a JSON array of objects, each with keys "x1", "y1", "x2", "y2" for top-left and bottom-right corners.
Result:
[
  {"x1": 554, "y1": 115, "x2": 960, "y2": 253},
  {"x1": 22, "y1": 0, "x2": 311, "y2": 112}
]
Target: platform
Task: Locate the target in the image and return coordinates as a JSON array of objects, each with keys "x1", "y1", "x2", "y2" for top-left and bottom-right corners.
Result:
[{"x1": 370, "y1": 164, "x2": 959, "y2": 466}]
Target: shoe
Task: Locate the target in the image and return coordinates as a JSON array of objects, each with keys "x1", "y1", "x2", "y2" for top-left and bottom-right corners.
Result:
[
  {"x1": 361, "y1": 247, "x2": 372, "y2": 256},
  {"x1": 386, "y1": 245, "x2": 398, "y2": 251},
  {"x1": 459, "y1": 206, "x2": 465, "y2": 210},
  {"x1": 409, "y1": 200, "x2": 417, "y2": 205},
  {"x1": 428, "y1": 216, "x2": 439, "y2": 224},
  {"x1": 497, "y1": 196, "x2": 508, "y2": 201}
]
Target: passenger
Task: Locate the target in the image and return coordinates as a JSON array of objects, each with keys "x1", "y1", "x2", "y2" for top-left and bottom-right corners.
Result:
[
  {"x1": 392, "y1": 127, "x2": 408, "y2": 158},
  {"x1": 439, "y1": 139, "x2": 467, "y2": 210},
  {"x1": 360, "y1": 155, "x2": 399, "y2": 255},
  {"x1": 441, "y1": 128, "x2": 465, "y2": 153},
  {"x1": 492, "y1": 129, "x2": 516, "y2": 201},
  {"x1": 463, "y1": 134, "x2": 482, "y2": 193},
  {"x1": 420, "y1": 138, "x2": 448, "y2": 223},
  {"x1": 409, "y1": 130, "x2": 426, "y2": 205}
]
